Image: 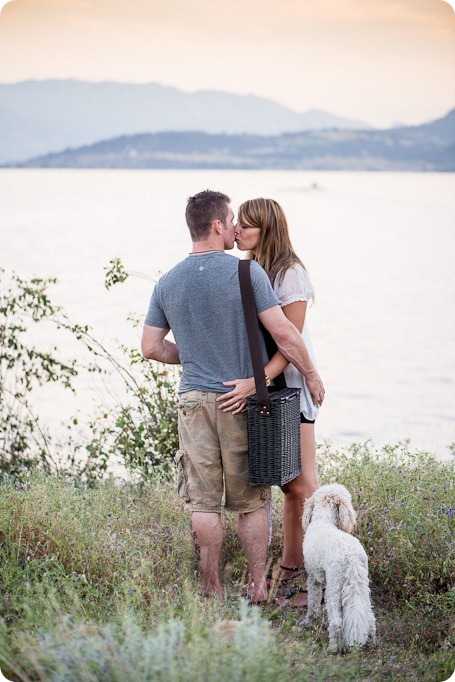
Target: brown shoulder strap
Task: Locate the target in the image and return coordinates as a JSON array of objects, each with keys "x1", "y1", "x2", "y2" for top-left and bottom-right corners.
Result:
[{"x1": 238, "y1": 260, "x2": 270, "y2": 415}]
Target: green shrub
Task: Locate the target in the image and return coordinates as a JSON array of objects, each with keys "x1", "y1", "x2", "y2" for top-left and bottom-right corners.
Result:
[
  {"x1": 0, "y1": 268, "x2": 180, "y2": 483},
  {"x1": 0, "y1": 269, "x2": 79, "y2": 477},
  {"x1": 317, "y1": 440, "x2": 455, "y2": 606},
  {"x1": 83, "y1": 334, "x2": 180, "y2": 482}
]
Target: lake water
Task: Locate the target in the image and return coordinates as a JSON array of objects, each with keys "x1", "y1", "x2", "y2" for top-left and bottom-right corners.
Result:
[{"x1": 1, "y1": 169, "x2": 454, "y2": 459}]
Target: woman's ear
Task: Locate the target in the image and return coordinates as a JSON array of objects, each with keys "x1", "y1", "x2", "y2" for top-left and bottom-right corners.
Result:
[
  {"x1": 337, "y1": 497, "x2": 357, "y2": 533},
  {"x1": 302, "y1": 495, "x2": 315, "y2": 531}
]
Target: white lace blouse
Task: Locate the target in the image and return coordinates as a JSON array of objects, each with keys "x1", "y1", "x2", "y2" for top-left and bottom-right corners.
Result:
[{"x1": 273, "y1": 263, "x2": 319, "y2": 421}]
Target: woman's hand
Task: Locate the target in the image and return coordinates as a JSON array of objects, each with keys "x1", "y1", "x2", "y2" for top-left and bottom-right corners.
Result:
[{"x1": 216, "y1": 377, "x2": 256, "y2": 414}]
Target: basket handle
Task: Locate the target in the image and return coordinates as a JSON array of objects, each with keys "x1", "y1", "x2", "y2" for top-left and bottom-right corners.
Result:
[{"x1": 238, "y1": 260, "x2": 270, "y2": 415}]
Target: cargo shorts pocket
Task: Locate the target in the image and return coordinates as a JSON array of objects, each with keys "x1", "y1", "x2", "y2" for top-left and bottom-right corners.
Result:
[
  {"x1": 178, "y1": 399, "x2": 202, "y2": 415},
  {"x1": 174, "y1": 449, "x2": 191, "y2": 503}
]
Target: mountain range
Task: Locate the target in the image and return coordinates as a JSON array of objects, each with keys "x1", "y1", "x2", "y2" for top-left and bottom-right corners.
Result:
[
  {"x1": 6, "y1": 109, "x2": 454, "y2": 172},
  {"x1": 0, "y1": 79, "x2": 373, "y2": 164}
]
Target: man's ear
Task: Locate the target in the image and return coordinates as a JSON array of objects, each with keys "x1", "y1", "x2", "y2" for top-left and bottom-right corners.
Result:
[{"x1": 211, "y1": 219, "x2": 222, "y2": 235}]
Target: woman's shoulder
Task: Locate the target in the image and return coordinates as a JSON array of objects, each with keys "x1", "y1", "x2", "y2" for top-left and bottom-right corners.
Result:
[
  {"x1": 281, "y1": 261, "x2": 309, "y2": 279},
  {"x1": 275, "y1": 262, "x2": 314, "y2": 301},
  {"x1": 278, "y1": 262, "x2": 314, "y2": 289}
]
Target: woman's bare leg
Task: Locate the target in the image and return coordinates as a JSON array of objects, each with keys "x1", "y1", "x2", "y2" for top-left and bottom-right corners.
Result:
[{"x1": 280, "y1": 423, "x2": 319, "y2": 574}]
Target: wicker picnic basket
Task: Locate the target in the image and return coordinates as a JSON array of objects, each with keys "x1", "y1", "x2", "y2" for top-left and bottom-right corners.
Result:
[
  {"x1": 239, "y1": 260, "x2": 302, "y2": 486},
  {"x1": 246, "y1": 387, "x2": 301, "y2": 485}
]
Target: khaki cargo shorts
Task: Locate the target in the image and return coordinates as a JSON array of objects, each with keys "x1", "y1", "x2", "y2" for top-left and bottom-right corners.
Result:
[{"x1": 175, "y1": 390, "x2": 270, "y2": 513}]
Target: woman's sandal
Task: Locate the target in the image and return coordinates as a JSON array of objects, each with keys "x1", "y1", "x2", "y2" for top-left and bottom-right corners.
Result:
[
  {"x1": 250, "y1": 566, "x2": 305, "y2": 597},
  {"x1": 275, "y1": 584, "x2": 326, "y2": 608},
  {"x1": 275, "y1": 585, "x2": 308, "y2": 607},
  {"x1": 269, "y1": 565, "x2": 305, "y2": 592},
  {"x1": 278, "y1": 565, "x2": 305, "y2": 585},
  {"x1": 244, "y1": 596, "x2": 268, "y2": 608}
]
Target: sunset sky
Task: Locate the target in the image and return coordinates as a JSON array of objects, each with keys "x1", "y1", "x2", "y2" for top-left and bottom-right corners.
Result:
[{"x1": 0, "y1": 0, "x2": 454, "y2": 127}]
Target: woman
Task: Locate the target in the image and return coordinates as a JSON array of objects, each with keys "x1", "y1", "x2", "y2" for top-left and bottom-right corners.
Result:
[{"x1": 217, "y1": 198, "x2": 320, "y2": 606}]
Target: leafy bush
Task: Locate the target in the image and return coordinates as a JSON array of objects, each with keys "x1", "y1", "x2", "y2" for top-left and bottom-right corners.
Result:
[
  {"x1": 0, "y1": 269, "x2": 78, "y2": 476},
  {"x1": 81, "y1": 320, "x2": 180, "y2": 481},
  {"x1": 316, "y1": 440, "x2": 455, "y2": 606},
  {"x1": 100, "y1": 258, "x2": 180, "y2": 477},
  {"x1": 0, "y1": 267, "x2": 180, "y2": 482}
]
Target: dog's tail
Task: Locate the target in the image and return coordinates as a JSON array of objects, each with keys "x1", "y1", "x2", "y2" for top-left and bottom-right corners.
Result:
[{"x1": 341, "y1": 556, "x2": 375, "y2": 647}]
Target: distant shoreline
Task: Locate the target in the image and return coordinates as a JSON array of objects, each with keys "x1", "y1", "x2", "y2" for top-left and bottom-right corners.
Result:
[
  {"x1": 2, "y1": 166, "x2": 455, "y2": 173},
  {"x1": 3, "y1": 109, "x2": 454, "y2": 172}
]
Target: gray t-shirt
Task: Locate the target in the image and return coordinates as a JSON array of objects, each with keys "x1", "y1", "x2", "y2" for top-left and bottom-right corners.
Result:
[{"x1": 144, "y1": 252, "x2": 279, "y2": 393}]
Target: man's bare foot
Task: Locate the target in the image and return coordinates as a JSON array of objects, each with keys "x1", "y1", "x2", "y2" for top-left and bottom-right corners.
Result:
[
  {"x1": 247, "y1": 583, "x2": 268, "y2": 604},
  {"x1": 199, "y1": 584, "x2": 223, "y2": 602}
]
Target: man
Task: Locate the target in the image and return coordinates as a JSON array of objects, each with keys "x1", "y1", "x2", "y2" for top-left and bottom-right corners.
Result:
[{"x1": 141, "y1": 190, "x2": 324, "y2": 603}]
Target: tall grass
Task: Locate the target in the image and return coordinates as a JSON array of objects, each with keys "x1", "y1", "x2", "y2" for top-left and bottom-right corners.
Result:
[{"x1": 0, "y1": 442, "x2": 453, "y2": 681}]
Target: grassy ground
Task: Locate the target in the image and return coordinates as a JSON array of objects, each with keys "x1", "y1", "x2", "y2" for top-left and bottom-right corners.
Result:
[{"x1": 0, "y1": 441, "x2": 453, "y2": 681}]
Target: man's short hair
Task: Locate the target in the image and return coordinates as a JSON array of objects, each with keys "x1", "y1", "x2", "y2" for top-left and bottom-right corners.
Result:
[{"x1": 185, "y1": 190, "x2": 231, "y2": 241}]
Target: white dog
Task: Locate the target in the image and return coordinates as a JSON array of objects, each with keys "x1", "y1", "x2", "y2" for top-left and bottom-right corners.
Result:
[{"x1": 301, "y1": 484, "x2": 376, "y2": 654}]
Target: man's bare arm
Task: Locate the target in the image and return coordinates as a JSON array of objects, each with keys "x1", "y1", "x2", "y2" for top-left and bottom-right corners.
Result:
[
  {"x1": 258, "y1": 305, "x2": 324, "y2": 405},
  {"x1": 141, "y1": 324, "x2": 180, "y2": 364}
]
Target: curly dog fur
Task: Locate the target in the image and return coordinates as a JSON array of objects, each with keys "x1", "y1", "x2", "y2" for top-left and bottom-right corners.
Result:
[{"x1": 301, "y1": 484, "x2": 376, "y2": 653}]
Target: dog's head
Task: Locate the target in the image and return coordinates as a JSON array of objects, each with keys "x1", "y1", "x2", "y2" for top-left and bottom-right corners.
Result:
[{"x1": 302, "y1": 484, "x2": 357, "y2": 533}]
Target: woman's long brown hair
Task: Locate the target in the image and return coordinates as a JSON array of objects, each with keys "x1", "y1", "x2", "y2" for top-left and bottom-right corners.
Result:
[{"x1": 238, "y1": 198, "x2": 305, "y2": 285}]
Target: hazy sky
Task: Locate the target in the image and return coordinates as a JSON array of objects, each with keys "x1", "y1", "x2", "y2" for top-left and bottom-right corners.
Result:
[{"x1": 0, "y1": 0, "x2": 454, "y2": 127}]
